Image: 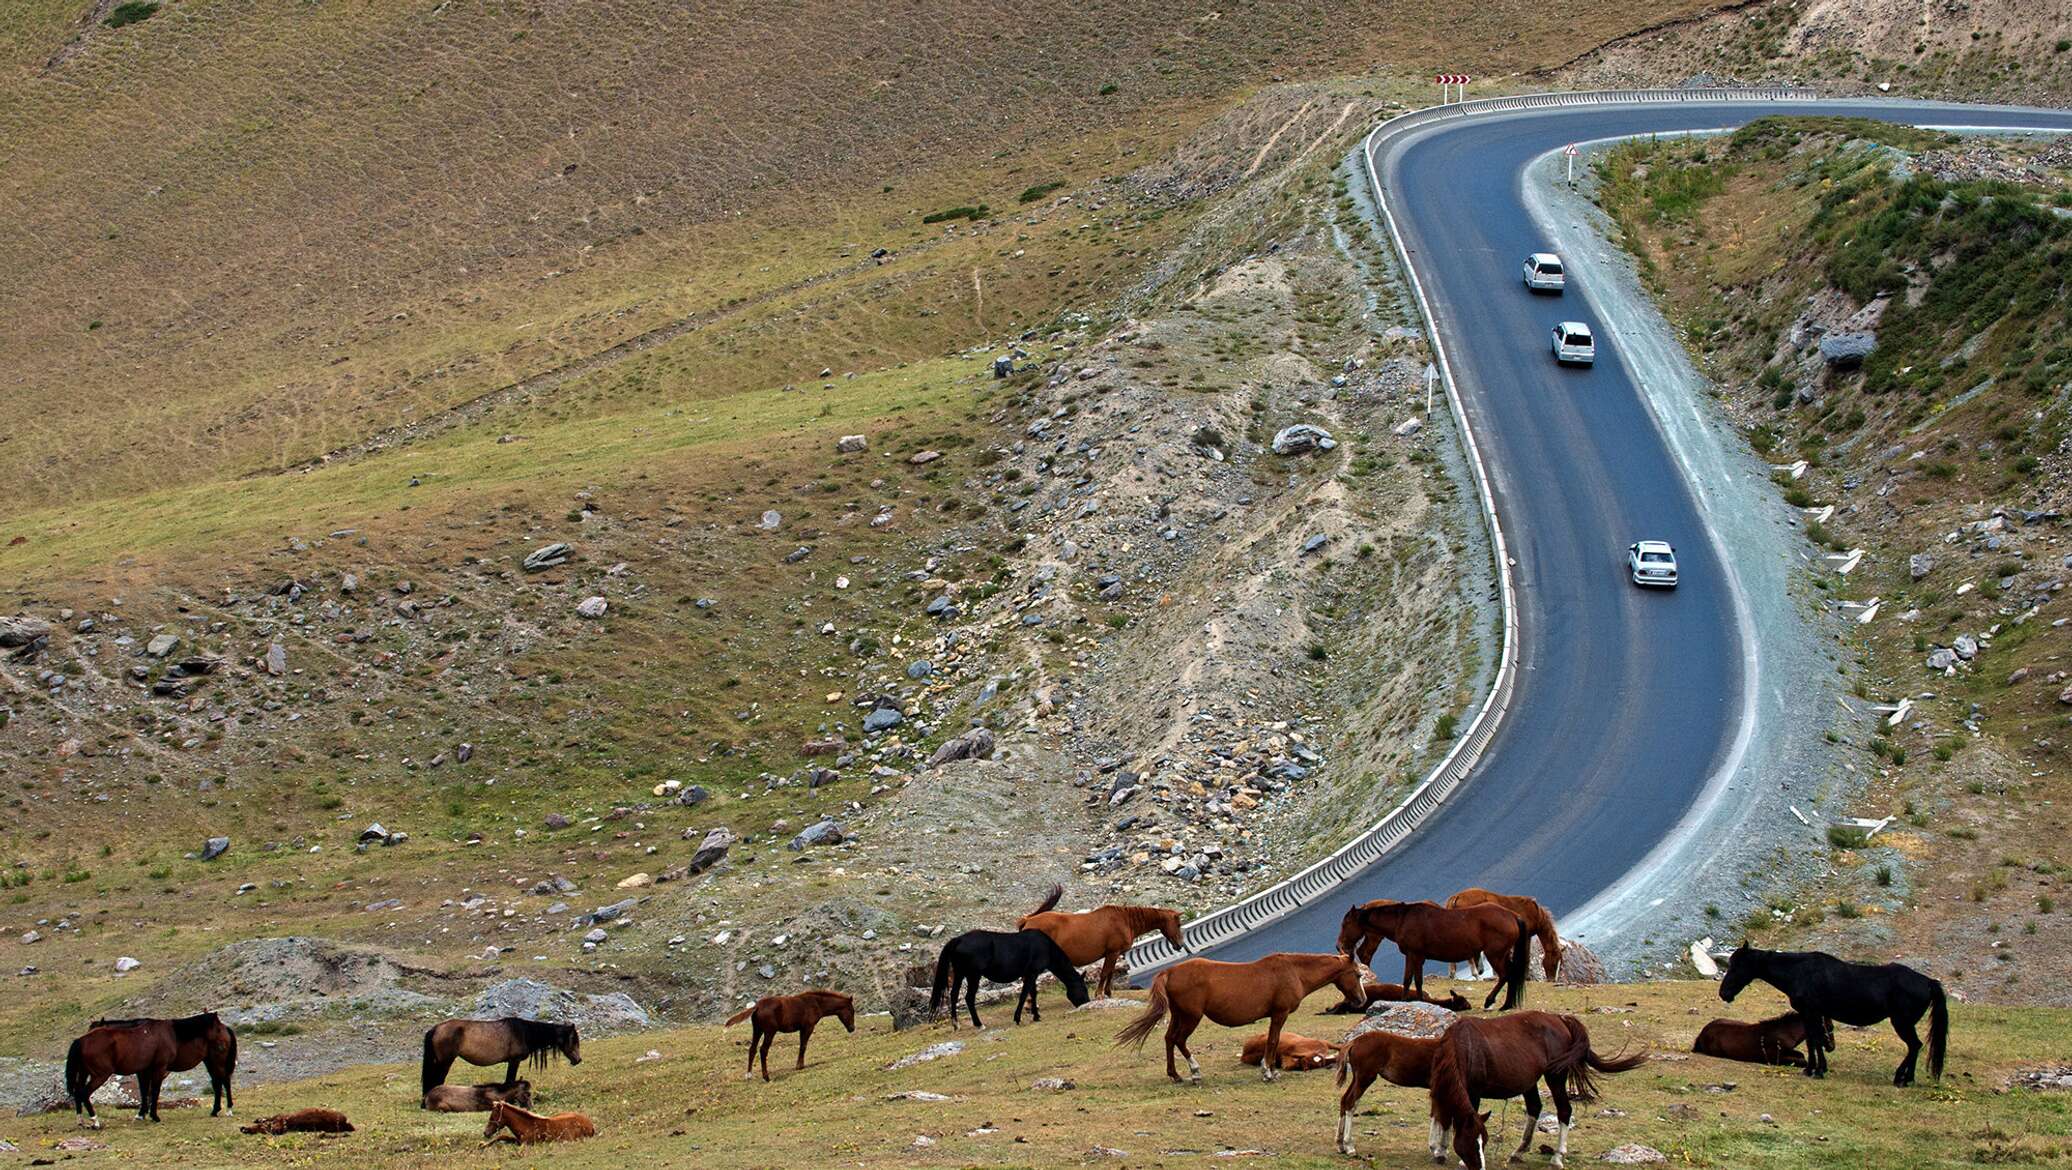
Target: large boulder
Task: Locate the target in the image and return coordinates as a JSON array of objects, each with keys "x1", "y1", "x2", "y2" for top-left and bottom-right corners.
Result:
[
  {"x1": 471, "y1": 978, "x2": 650, "y2": 1032},
  {"x1": 926, "y1": 727, "x2": 996, "y2": 768},
  {"x1": 686, "y1": 828, "x2": 732, "y2": 875},
  {"x1": 788, "y1": 819, "x2": 845, "y2": 850},
  {"x1": 0, "y1": 616, "x2": 52, "y2": 648},
  {"x1": 522, "y1": 543, "x2": 572, "y2": 571},
  {"x1": 1342, "y1": 1000, "x2": 1457, "y2": 1042},
  {"x1": 1553, "y1": 939, "x2": 1607, "y2": 986},
  {"x1": 1819, "y1": 331, "x2": 1876, "y2": 368},
  {"x1": 1271, "y1": 423, "x2": 1337, "y2": 456}
]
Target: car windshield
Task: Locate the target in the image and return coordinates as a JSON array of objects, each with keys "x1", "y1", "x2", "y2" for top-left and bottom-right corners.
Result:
[{"x1": 1641, "y1": 551, "x2": 1671, "y2": 563}]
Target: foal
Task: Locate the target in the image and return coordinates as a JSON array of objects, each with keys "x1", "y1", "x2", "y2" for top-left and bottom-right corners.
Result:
[
  {"x1": 1693, "y1": 1013, "x2": 1808, "y2": 1067},
  {"x1": 1115, "y1": 951, "x2": 1364, "y2": 1084},
  {"x1": 422, "y1": 1080, "x2": 532, "y2": 1112},
  {"x1": 1333, "y1": 1029, "x2": 1447, "y2": 1157},
  {"x1": 481, "y1": 1101, "x2": 596, "y2": 1145},
  {"x1": 1239, "y1": 1031, "x2": 1337, "y2": 1070},
  {"x1": 725, "y1": 990, "x2": 855, "y2": 1080},
  {"x1": 1324, "y1": 980, "x2": 1473, "y2": 1014}
]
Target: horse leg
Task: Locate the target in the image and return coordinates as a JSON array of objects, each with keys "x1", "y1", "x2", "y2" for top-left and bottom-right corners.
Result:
[
  {"x1": 1549, "y1": 1073, "x2": 1574, "y2": 1169},
  {"x1": 1260, "y1": 1014, "x2": 1286, "y2": 1082},
  {"x1": 1481, "y1": 950, "x2": 1507, "y2": 1010},
  {"x1": 747, "y1": 1022, "x2": 760, "y2": 1077},
  {"x1": 1402, "y1": 951, "x2": 1421, "y2": 996},
  {"x1": 759, "y1": 1029, "x2": 775, "y2": 1081},
  {"x1": 1098, "y1": 953, "x2": 1118, "y2": 1000},
  {"x1": 1429, "y1": 1115, "x2": 1448, "y2": 1164},
  {"x1": 798, "y1": 1022, "x2": 818, "y2": 1070},
  {"x1": 1511, "y1": 1083, "x2": 1541, "y2": 1164},
  {"x1": 1891, "y1": 1011, "x2": 1923, "y2": 1087},
  {"x1": 79, "y1": 1071, "x2": 109, "y2": 1124},
  {"x1": 945, "y1": 971, "x2": 961, "y2": 1030},
  {"x1": 144, "y1": 1068, "x2": 165, "y2": 1123},
  {"x1": 1340, "y1": 1061, "x2": 1380, "y2": 1155},
  {"x1": 965, "y1": 973, "x2": 984, "y2": 1030},
  {"x1": 505, "y1": 1058, "x2": 521, "y2": 1087},
  {"x1": 1172, "y1": 1012, "x2": 1203, "y2": 1085}
]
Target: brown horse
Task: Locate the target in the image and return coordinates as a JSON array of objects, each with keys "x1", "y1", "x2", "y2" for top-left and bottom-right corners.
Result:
[
  {"x1": 1325, "y1": 980, "x2": 1473, "y2": 1014},
  {"x1": 1017, "y1": 883, "x2": 1188, "y2": 998},
  {"x1": 1115, "y1": 951, "x2": 1364, "y2": 1084},
  {"x1": 1337, "y1": 900, "x2": 1531, "y2": 1011},
  {"x1": 482, "y1": 1101, "x2": 596, "y2": 1145},
  {"x1": 1334, "y1": 1029, "x2": 1447, "y2": 1157},
  {"x1": 1445, "y1": 888, "x2": 1563, "y2": 981},
  {"x1": 1693, "y1": 1013, "x2": 1809, "y2": 1067},
  {"x1": 422, "y1": 1017, "x2": 580, "y2": 1094},
  {"x1": 241, "y1": 1108, "x2": 354, "y2": 1135},
  {"x1": 68, "y1": 1013, "x2": 237, "y2": 1122},
  {"x1": 1240, "y1": 1031, "x2": 1337, "y2": 1070},
  {"x1": 724, "y1": 990, "x2": 855, "y2": 1081},
  {"x1": 1428, "y1": 1011, "x2": 1647, "y2": 1170},
  {"x1": 423, "y1": 1080, "x2": 532, "y2": 1112}
]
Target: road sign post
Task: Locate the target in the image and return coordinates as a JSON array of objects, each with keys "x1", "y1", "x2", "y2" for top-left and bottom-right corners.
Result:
[
  {"x1": 1424, "y1": 362, "x2": 1438, "y2": 414},
  {"x1": 1563, "y1": 142, "x2": 1580, "y2": 188},
  {"x1": 1435, "y1": 73, "x2": 1471, "y2": 104}
]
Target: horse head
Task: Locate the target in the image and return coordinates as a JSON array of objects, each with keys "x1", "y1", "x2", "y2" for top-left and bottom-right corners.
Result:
[
  {"x1": 1329, "y1": 954, "x2": 1367, "y2": 1010},
  {"x1": 1718, "y1": 943, "x2": 1759, "y2": 1002},
  {"x1": 1451, "y1": 1109, "x2": 1492, "y2": 1170},
  {"x1": 1334, "y1": 905, "x2": 1367, "y2": 957},
  {"x1": 1158, "y1": 910, "x2": 1192, "y2": 955},
  {"x1": 836, "y1": 996, "x2": 857, "y2": 1033},
  {"x1": 557, "y1": 1025, "x2": 583, "y2": 1066},
  {"x1": 1439, "y1": 990, "x2": 1472, "y2": 1012},
  {"x1": 482, "y1": 1102, "x2": 509, "y2": 1140}
]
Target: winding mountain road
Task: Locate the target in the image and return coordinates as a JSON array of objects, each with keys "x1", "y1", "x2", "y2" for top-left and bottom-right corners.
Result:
[{"x1": 1178, "y1": 97, "x2": 2072, "y2": 977}]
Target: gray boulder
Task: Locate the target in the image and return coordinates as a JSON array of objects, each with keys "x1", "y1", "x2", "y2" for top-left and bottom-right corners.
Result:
[
  {"x1": 575, "y1": 596, "x2": 609, "y2": 619},
  {"x1": 1819, "y1": 331, "x2": 1877, "y2": 367},
  {"x1": 836, "y1": 434, "x2": 869, "y2": 453},
  {"x1": 200, "y1": 836, "x2": 231, "y2": 862},
  {"x1": 863, "y1": 706, "x2": 904, "y2": 733},
  {"x1": 1908, "y1": 552, "x2": 1933, "y2": 580},
  {"x1": 927, "y1": 727, "x2": 996, "y2": 768},
  {"x1": 522, "y1": 543, "x2": 572, "y2": 571},
  {"x1": 1271, "y1": 423, "x2": 1337, "y2": 455},
  {"x1": 788, "y1": 819, "x2": 844, "y2": 850},
  {"x1": 1342, "y1": 1000, "x2": 1456, "y2": 1042},
  {"x1": 687, "y1": 828, "x2": 732, "y2": 874},
  {"x1": 473, "y1": 977, "x2": 650, "y2": 1031},
  {"x1": 0, "y1": 616, "x2": 52, "y2": 648}
]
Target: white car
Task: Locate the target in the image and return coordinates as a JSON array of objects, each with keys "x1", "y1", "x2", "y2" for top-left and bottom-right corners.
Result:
[
  {"x1": 1627, "y1": 540, "x2": 1678, "y2": 588},
  {"x1": 1552, "y1": 321, "x2": 1595, "y2": 365},
  {"x1": 1522, "y1": 252, "x2": 1566, "y2": 293}
]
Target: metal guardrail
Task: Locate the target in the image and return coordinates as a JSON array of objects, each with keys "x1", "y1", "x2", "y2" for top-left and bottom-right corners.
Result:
[{"x1": 1121, "y1": 86, "x2": 1821, "y2": 976}]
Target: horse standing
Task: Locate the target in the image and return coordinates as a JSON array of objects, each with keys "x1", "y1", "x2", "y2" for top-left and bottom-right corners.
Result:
[
  {"x1": 931, "y1": 928, "x2": 1091, "y2": 1028},
  {"x1": 1428, "y1": 1011, "x2": 1647, "y2": 1170},
  {"x1": 1114, "y1": 951, "x2": 1363, "y2": 1084},
  {"x1": 1719, "y1": 944, "x2": 1947, "y2": 1085},
  {"x1": 1444, "y1": 888, "x2": 1563, "y2": 981},
  {"x1": 67, "y1": 1013, "x2": 237, "y2": 1122},
  {"x1": 481, "y1": 1100, "x2": 595, "y2": 1145},
  {"x1": 1692, "y1": 1013, "x2": 1808, "y2": 1067},
  {"x1": 725, "y1": 990, "x2": 855, "y2": 1080},
  {"x1": 1016, "y1": 883, "x2": 1188, "y2": 998},
  {"x1": 1337, "y1": 900, "x2": 1531, "y2": 1011},
  {"x1": 1333, "y1": 1029, "x2": 1447, "y2": 1157},
  {"x1": 421, "y1": 1017, "x2": 581, "y2": 1095}
]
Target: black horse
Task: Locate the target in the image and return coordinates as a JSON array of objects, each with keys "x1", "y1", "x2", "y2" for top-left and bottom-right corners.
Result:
[
  {"x1": 1719, "y1": 944, "x2": 1947, "y2": 1085},
  {"x1": 930, "y1": 928, "x2": 1091, "y2": 1028}
]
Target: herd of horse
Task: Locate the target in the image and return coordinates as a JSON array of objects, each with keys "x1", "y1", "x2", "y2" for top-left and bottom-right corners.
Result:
[{"x1": 55, "y1": 882, "x2": 1952, "y2": 1163}]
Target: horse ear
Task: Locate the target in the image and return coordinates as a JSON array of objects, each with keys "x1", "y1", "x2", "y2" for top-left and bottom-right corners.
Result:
[{"x1": 1478, "y1": 1110, "x2": 1491, "y2": 1123}]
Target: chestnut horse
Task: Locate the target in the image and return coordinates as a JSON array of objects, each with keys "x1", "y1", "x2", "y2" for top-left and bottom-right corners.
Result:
[
  {"x1": 1693, "y1": 1013, "x2": 1808, "y2": 1067},
  {"x1": 1017, "y1": 883, "x2": 1188, "y2": 998},
  {"x1": 1428, "y1": 1011, "x2": 1647, "y2": 1170},
  {"x1": 1239, "y1": 1031, "x2": 1337, "y2": 1070},
  {"x1": 1337, "y1": 900, "x2": 1531, "y2": 1011},
  {"x1": 725, "y1": 990, "x2": 855, "y2": 1080},
  {"x1": 423, "y1": 1080, "x2": 532, "y2": 1112},
  {"x1": 1334, "y1": 1029, "x2": 1447, "y2": 1157},
  {"x1": 1114, "y1": 951, "x2": 1364, "y2": 1084},
  {"x1": 1325, "y1": 980, "x2": 1472, "y2": 1014},
  {"x1": 1445, "y1": 888, "x2": 1563, "y2": 981},
  {"x1": 67, "y1": 1013, "x2": 236, "y2": 1122},
  {"x1": 241, "y1": 1108, "x2": 354, "y2": 1135},
  {"x1": 422, "y1": 1017, "x2": 580, "y2": 1094},
  {"x1": 482, "y1": 1101, "x2": 596, "y2": 1145}
]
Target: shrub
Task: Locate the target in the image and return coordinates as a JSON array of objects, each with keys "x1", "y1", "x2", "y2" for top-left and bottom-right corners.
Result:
[
  {"x1": 105, "y1": 2, "x2": 158, "y2": 27},
  {"x1": 1434, "y1": 713, "x2": 1459, "y2": 740},
  {"x1": 1827, "y1": 824, "x2": 1870, "y2": 849},
  {"x1": 922, "y1": 204, "x2": 989, "y2": 224},
  {"x1": 1017, "y1": 181, "x2": 1066, "y2": 204}
]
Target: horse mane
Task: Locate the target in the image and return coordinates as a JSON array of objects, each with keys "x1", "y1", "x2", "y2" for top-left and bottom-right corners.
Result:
[
  {"x1": 505, "y1": 1017, "x2": 575, "y2": 1065},
  {"x1": 170, "y1": 1013, "x2": 219, "y2": 1043},
  {"x1": 1428, "y1": 1019, "x2": 1489, "y2": 1132},
  {"x1": 1118, "y1": 905, "x2": 1178, "y2": 935}
]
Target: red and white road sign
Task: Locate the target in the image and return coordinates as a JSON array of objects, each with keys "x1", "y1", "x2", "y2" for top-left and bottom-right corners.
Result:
[
  {"x1": 1435, "y1": 73, "x2": 1471, "y2": 85},
  {"x1": 1563, "y1": 143, "x2": 1580, "y2": 156}
]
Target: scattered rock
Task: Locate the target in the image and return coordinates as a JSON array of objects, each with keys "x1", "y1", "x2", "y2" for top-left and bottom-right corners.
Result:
[
  {"x1": 522, "y1": 543, "x2": 572, "y2": 571},
  {"x1": 1270, "y1": 423, "x2": 1337, "y2": 455},
  {"x1": 473, "y1": 977, "x2": 650, "y2": 1031},
  {"x1": 836, "y1": 434, "x2": 869, "y2": 453},
  {"x1": 887, "y1": 1040, "x2": 964, "y2": 1070},
  {"x1": 576, "y1": 596, "x2": 609, "y2": 619},
  {"x1": 863, "y1": 706, "x2": 904, "y2": 733},
  {"x1": 1342, "y1": 1000, "x2": 1456, "y2": 1042},
  {"x1": 0, "y1": 617, "x2": 52, "y2": 648},
  {"x1": 200, "y1": 836, "x2": 231, "y2": 862},
  {"x1": 146, "y1": 633, "x2": 181, "y2": 658},
  {"x1": 1908, "y1": 552, "x2": 1934, "y2": 580},
  {"x1": 758, "y1": 510, "x2": 783, "y2": 531},
  {"x1": 1392, "y1": 416, "x2": 1424, "y2": 437},
  {"x1": 1819, "y1": 331, "x2": 1876, "y2": 367},
  {"x1": 113, "y1": 957, "x2": 141, "y2": 974},
  {"x1": 686, "y1": 828, "x2": 733, "y2": 874},
  {"x1": 926, "y1": 727, "x2": 996, "y2": 768},
  {"x1": 788, "y1": 819, "x2": 844, "y2": 850},
  {"x1": 1602, "y1": 1144, "x2": 1667, "y2": 1165},
  {"x1": 1554, "y1": 940, "x2": 1608, "y2": 986},
  {"x1": 909, "y1": 450, "x2": 943, "y2": 465}
]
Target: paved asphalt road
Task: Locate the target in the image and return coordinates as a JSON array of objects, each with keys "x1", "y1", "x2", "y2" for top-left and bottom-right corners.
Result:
[{"x1": 1186, "y1": 99, "x2": 2072, "y2": 981}]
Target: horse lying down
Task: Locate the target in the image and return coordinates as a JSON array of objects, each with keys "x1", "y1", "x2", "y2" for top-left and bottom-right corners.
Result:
[
  {"x1": 1692, "y1": 1013, "x2": 1808, "y2": 1067},
  {"x1": 482, "y1": 1101, "x2": 596, "y2": 1145},
  {"x1": 1324, "y1": 980, "x2": 1473, "y2": 1014},
  {"x1": 422, "y1": 1080, "x2": 532, "y2": 1112},
  {"x1": 1240, "y1": 1031, "x2": 1338, "y2": 1070},
  {"x1": 241, "y1": 1108, "x2": 354, "y2": 1134}
]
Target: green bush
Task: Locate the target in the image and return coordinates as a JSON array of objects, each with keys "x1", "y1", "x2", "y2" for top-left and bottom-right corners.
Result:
[
  {"x1": 105, "y1": 2, "x2": 158, "y2": 27},
  {"x1": 922, "y1": 204, "x2": 989, "y2": 224},
  {"x1": 1827, "y1": 824, "x2": 1870, "y2": 849},
  {"x1": 1017, "y1": 181, "x2": 1065, "y2": 204}
]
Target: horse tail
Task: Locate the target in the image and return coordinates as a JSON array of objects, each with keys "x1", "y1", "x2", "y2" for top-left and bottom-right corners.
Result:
[
  {"x1": 1927, "y1": 979, "x2": 1948, "y2": 1080},
  {"x1": 1113, "y1": 971, "x2": 1170, "y2": 1049},
  {"x1": 1028, "y1": 882, "x2": 1064, "y2": 918},
  {"x1": 420, "y1": 1027, "x2": 440, "y2": 1096},
  {"x1": 929, "y1": 943, "x2": 955, "y2": 1013},
  {"x1": 1533, "y1": 909, "x2": 1562, "y2": 981},
  {"x1": 1334, "y1": 1038, "x2": 1353, "y2": 1087},
  {"x1": 64, "y1": 1038, "x2": 86, "y2": 1111},
  {"x1": 1501, "y1": 915, "x2": 1531, "y2": 1010},
  {"x1": 724, "y1": 1005, "x2": 756, "y2": 1028}
]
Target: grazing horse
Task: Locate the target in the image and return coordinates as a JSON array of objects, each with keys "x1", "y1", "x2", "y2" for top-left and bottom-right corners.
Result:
[
  {"x1": 421, "y1": 1017, "x2": 581, "y2": 1095},
  {"x1": 1114, "y1": 951, "x2": 1364, "y2": 1084},
  {"x1": 725, "y1": 990, "x2": 856, "y2": 1080},
  {"x1": 1719, "y1": 944, "x2": 1947, "y2": 1085},
  {"x1": 1325, "y1": 980, "x2": 1473, "y2": 1014},
  {"x1": 1337, "y1": 900, "x2": 1531, "y2": 1011},
  {"x1": 241, "y1": 1108, "x2": 354, "y2": 1135},
  {"x1": 1334, "y1": 1029, "x2": 1448, "y2": 1157},
  {"x1": 1444, "y1": 888, "x2": 1563, "y2": 982},
  {"x1": 1016, "y1": 883, "x2": 1189, "y2": 998},
  {"x1": 1693, "y1": 1013, "x2": 1809, "y2": 1068},
  {"x1": 482, "y1": 1101, "x2": 596, "y2": 1145},
  {"x1": 1428, "y1": 1011, "x2": 1647, "y2": 1170},
  {"x1": 422, "y1": 1080, "x2": 532, "y2": 1112},
  {"x1": 931, "y1": 928, "x2": 1091, "y2": 1029},
  {"x1": 67, "y1": 1013, "x2": 235, "y2": 1123},
  {"x1": 1239, "y1": 1031, "x2": 1338, "y2": 1070}
]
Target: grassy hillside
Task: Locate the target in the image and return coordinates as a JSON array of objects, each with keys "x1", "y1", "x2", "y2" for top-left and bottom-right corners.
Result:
[
  {"x1": 6, "y1": 980, "x2": 2069, "y2": 1167},
  {"x1": 1594, "y1": 118, "x2": 2072, "y2": 1004}
]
